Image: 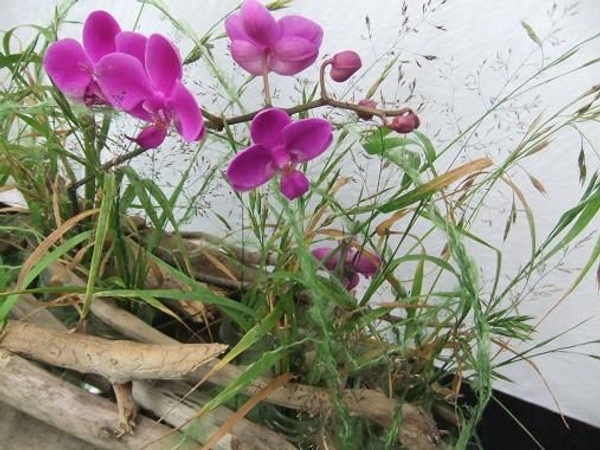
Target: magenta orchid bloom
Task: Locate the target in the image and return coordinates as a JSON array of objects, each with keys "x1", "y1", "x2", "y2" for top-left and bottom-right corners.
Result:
[
  {"x1": 312, "y1": 245, "x2": 381, "y2": 290},
  {"x1": 43, "y1": 10, "x2": 147, "y2": 106},
  {"x1": 94, "y1": 34, "x2": 205, "y2": 148},
  {"x1": 225, "y1": 0, "x2": 323, "y2": 76},
  {"x1": 227, "y1": 108, "x2": 333, "y2": 200}
]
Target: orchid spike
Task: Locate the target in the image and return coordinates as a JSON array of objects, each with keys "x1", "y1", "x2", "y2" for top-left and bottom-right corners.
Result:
[
  {"x1": 94, "y1": 34, "x2": 205, "y2": 149},
  {"x1": 225, "y1": 0, "x2": 323, "y2": 76},
  {"x1": 43, "y1": 10, "x2": 147, "y2": 106},
  {"x1": 227, "y1": 108, "x2": 333, "y2": 200},
  {"x1": 312, "y1": 245, "x2": 381, "y2": 290}
]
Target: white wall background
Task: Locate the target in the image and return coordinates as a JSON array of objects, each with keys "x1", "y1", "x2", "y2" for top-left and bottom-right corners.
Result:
[{"x1": 3, "y1": 0, "x2": 600, "y2": 427}]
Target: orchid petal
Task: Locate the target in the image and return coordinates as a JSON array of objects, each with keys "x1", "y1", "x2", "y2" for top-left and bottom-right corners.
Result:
[
  {"x1": 278, "y1": 15, "x2": 323, "y2": 46},
  {"x1": 227, "y1": 144, "x2": 276, "y2": 191},
  {"x1": 167, "y1": 80, "x2": 205, "y2": 142},
  {"x1": 282, "y1": 118, "x2": 333, "y2": 162},
  {"x1": 43, "y1": 39, "x2": 92, "y2": 100},
  {"x1": 230, "y1": 40, "x2": 265, "y2": 76},
  {"x1": 346, "y1": 250, "x2": 381, "y2": 277},
  {"x1": 115, "y1": 31, "x2": 147, "y2": 65},
  {"x1": 130, "y1": 124, "x2": 168, "y2": 149},
  {"x1": 241, "y1": 0, "x2": 280, "y2": 46},
  {"x1": 126, "y1": 102, "x2": 153, "y2": 122},
  {"x1": 145, "y1": 34, "x2": 182, "y2": 95},
  {"x1": 280, "y1": 169, "x2": 309, "y2": 200},
  {"x1": 224, "y1": 14, "x2": 250, "y2": 41},
  {"x1": 82, "y1": 10, "x2": 121, "y2": 63},
  {"x1": 250, "y1": 108, "x2": 291, "y2": 147},
  {"x1": 95, "y1": 53, "x2": 153, "y2": 110},
  {"x1": 312, "y1": 247, "x2": 340, "y2": 271},
  {"x1": 271, "y1": 36, "x2": 319, "y2": 75}
]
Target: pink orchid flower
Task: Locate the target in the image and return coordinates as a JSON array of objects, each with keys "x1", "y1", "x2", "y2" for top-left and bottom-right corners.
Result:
[
  {"x1": 227, "y1": 108, "x2": 333, "y2": 200},
  {"x1": 43, "y1": 10, "x2": 147, "y2": 106},
  {"x1": 225, "y1": 0, "x2": 323, "y2": 76},
  {"x1": 312, "y1": 245, "x2": 381, "y2": 290},
  {"x1": 94, "y1": 34, "x2": 205, "y2": 149}
]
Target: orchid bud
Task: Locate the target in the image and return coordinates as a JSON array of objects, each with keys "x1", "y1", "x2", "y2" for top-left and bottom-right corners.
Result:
[
  {"x1": 329, "y1": 50, "x2": 362, "y2": 82},
  {"x1": 357, "y1": 99, "x2": 377, "y2": 120},
  {"x1": 388, "y1": 111, "x2": 420, "y2": 134},
  {"x1": 128, "y1": 124, "x2": 168, "y2": 149},
  {"x1": 346, "y1": 249, "x2": 381, "y2": 277}
]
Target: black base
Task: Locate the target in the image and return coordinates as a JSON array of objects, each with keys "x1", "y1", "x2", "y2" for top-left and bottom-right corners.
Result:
[{"x1": 471, "y1": 389, "x2": 600, "y2": 449}]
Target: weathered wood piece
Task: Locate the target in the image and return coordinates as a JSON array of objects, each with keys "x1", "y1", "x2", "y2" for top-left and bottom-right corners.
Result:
[
  {"x1": 0, "y1": 320, "x2": 227, "y2": 384},
  {"x1": 0, "y1": 348, "x2": 200, "y2": 450},
  {"x1": 133, "y1": 380, "x2": 297, "y2": 450},
  {"x1": 88, "y1": 295, "x2": 442, "y2": 449},
  {"x1": 9, "y1": 295, "x2": 294, "y2": 448}
]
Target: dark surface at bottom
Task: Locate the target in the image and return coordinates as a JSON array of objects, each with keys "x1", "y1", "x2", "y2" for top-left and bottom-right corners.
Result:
[{"x1": 471, "y1": 389, "x2": 600, "y2": 450}]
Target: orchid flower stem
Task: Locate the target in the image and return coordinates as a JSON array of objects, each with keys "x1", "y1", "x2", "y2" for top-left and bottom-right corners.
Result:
[
  {"x1": 203, "y1": 59, "x2": 411, "y2": 130},
  {"x1": 319, "y1": 60, "x2": 331, "y2": 100},
  {"x1": 262, "y1": 57, "x2": 272, "y2": 106},
  {"x1": 263, "y1": 72, "x2": 272, "y2": 106}
]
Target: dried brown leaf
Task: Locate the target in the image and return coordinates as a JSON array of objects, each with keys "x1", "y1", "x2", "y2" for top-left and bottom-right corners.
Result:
[
  {"x1": 16, "y1": 208, "x2": 99, "y2": 288},
  {"x1": 200, "y1": 373, "x2": 293, "y2": 450},
  {"x1": 376, "y1": 209, "x2": 412, "y2": 236}
]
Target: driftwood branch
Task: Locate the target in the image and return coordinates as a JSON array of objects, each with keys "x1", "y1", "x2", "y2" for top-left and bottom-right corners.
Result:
[
  {"x1": 10, "y1": 295, "x2": 295, "y2": 448},
  {"x1": 113, "y1": 382, "x2": 137, "y2": 436},
  {"x1": 86, "y1": 295, "x2": 442, "y2": 449},
  {"x1": 176, "y1": 230, "x2": 278, "y2": 266},
  {"x1": 9, "y1": 293, "x2": 66, "y2": 330},
  {"x1": 0, "y1": 320, "x2": 226, "y2": 384},
  {"x1": 137, "y1": 231, "x2": 259, "y2": 289},
  {"x1": 3, "y1": 196, "x2": 442, "y2": 448},
  {"x1": 133, "y1": 380, "x2": 297, "y2": 450},
  {"x1": 0, "y1": 317, "x2": 227, "y2": 436},
  {"x1": 44, "y1": 257, "x2": 442, "y2": 449},
  {"x1": 0, "y1": 348, "x2": 200, "y2": 450}
]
